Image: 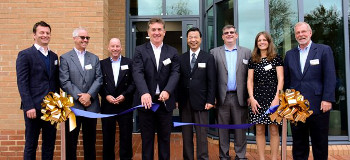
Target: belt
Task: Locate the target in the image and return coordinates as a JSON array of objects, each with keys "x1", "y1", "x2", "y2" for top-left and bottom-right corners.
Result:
[{"x1": 226, "y1": 90, "x2": 237, "y2": 94}]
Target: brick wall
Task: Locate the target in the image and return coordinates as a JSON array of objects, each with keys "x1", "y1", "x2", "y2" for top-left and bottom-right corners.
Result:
[{"x1": 0, "y1": 0, "x2": 126, "y2": 159}]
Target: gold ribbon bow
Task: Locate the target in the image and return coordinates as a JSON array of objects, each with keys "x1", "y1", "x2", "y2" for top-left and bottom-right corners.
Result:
[
  {"x1": 41, "y1": 91, "x2": 77, "y2": 131},
  {"x1": 270, "y1": 89, "x2": 313, "y2": 124}
]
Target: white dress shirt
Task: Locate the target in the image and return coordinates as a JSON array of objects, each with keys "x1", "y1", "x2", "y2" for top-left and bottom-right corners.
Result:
[
  {"x1": 150, "y1": 42, "x2": 163, "y2": 94},
  {"x1": 74, "y1": 47, "x2": 86, "y2": 70},
  {"x1": 34, "y1": 43, "x2": 49, "y2": 57}
]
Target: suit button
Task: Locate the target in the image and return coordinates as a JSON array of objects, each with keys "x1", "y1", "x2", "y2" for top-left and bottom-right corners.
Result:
[
  {"x1": 126, "y1": 74, "x2": 128, "y2": 77},
  {"x1": 125, "y1": 83, "x2": 127, "y2": 85},
  {"x1": 190, "y1": 78, "x2": 192, "y2": 80},
  {"x1": 106, "y1": 83, "x2": 108, "y2": 85}
]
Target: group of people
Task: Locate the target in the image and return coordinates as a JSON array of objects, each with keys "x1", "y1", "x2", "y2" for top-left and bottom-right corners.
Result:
[{"x1": 16, "y1": 17, "x2": 336, "y2": 160}]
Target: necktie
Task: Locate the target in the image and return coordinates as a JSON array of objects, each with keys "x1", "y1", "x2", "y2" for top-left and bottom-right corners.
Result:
[{"x1": 191, "y1": 53, "x2": 196, "y2": 70}]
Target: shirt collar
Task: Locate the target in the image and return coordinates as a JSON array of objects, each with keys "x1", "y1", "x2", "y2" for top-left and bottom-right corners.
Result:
[
  {"x1": 110, "y1": 55, "x2": 121, "y2": 63},
  {"x1": 74, "y1": 47, "x2": 86, "y2": 55},
  {"x1": 150, "y1": 42, "x2": 163, "y2": 50},
  {"x1": 224, "y1": 45, "x2": 237, "y2": 52},
  {"x1": 298, "y1": 41, "x2": 312, "y2": 51},
  {"x1": 190, "y1": 48, "x2": 200, "y2": 57},
  {"x1": 34, "y1": 43, "x2": 50, "y2": 54}
]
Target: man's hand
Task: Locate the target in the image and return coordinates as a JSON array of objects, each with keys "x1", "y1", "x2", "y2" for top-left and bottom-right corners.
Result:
[
  {"x1": 158, "y1": 91, "x2": 169, "y2": 102},
  {"x1": 205, "y1": 103, "x2": 214, "y2": 110},
  {"x1": 141, "y1": 93, "x2": 152, "y2": 109},
  {"x1": 106, "y1": 95, "x2": 116, "y2": 104},
  {"x1": 78, "y1": 93, "x2": 91, "y2": 107},
  {"x1": 26, "y1": 108, "x2": 36, "y2": 119},
  {"x1": 320, "y1": 101, "x2": 332, "y2": 113},
  {"x1": 115, "y1": 95, "x2": 125, "y2": 104}
]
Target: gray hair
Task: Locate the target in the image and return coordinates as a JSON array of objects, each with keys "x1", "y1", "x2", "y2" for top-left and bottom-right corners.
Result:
[
  {"x1": 72, "y1": 27, "x2": 87, "y2": 37},
  {"x1": 294, "y1": 22, "x2": 312, "y2": 32}
]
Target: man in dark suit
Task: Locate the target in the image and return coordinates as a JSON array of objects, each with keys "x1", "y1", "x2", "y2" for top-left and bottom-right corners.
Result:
[
  {"x1": 210, "y1": 25, "x2": 251, "y2": 160},
  {"x1": 100, "y1": 38, "x2": 135, "y2": 160},
  {"x1": 16, "y1": 21, "x2": 59, "y2": 160},
  {"x1": 284, "y1": 22, "x2": 336, "y2": 160},
  {"x1": 132, "y1": 17, "x2": 180, "y2": 160},
  {"x1": 177, "y1": 27, "x2": 216, "y2": 160},
  {"x1": 59, "y1": 27, "x2": 102, "y2": 160}
]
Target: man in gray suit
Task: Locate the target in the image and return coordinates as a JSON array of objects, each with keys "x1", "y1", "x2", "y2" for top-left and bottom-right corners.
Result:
[
  {"x1": 210, "y1": 25, "x2": 251, "y2": 160},
  {"x1": 59, "y1": 27, "x2": 102, "y2": 160}
]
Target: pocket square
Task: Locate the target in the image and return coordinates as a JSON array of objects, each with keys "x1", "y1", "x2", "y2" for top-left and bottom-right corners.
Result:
[{"x1": 243, "y1": 59, "x2": 248, "y2": 64}]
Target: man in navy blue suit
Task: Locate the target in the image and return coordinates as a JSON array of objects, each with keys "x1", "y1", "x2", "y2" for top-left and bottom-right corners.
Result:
[
  {"x1": 284, "y1": 22, "x2": 336, "y2": 160},
  {"x1": 132, "y1": 17, "x2": 180, "y2": 160},
  {"x1": 16, "y1": 21, "x2": 59, "y2": 160}
]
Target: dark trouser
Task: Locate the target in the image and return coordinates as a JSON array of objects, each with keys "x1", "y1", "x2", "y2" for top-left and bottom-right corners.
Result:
[
  {"x1": 292, "y1": 112, "x2": 330, "y2": 160},
  {"x1": 181, "y1": 101, "x2": 209, "y2": 160},
  {"x1": 102, "y1": 112, "x2": 133, "y2": 160},
  {"x1": 138, "y1": 98, "x2": 173, "y2": 160},
  {"x1": 23, "y1": 110, "x2": 56, "y2": 160},
  {"x1": 65, "y1": 116, "x2": 97, "y2": 160},
  {"x1": 217, "y1": 93, "x2": 248, "y2": 159}
]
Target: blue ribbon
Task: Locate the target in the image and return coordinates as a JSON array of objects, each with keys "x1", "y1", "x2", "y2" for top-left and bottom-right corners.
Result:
[
  {"x1": 173, "y1": 105, "x2": 279, "y2": 129},
  {"x1": 71, "y1": 103, "x2": 160, "y2": 118}
]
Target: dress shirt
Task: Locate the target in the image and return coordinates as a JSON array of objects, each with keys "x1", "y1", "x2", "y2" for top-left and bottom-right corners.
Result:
[
  {"x1": 74, "y1": 47, "x2": 86, "y2": 70},
  {"x1": 298, "y1": 41, "x2": 312, "y2": 73},
  {"x1": 189, "y1": 48, "x2": 200, "y2": 64},
  {"x1": 34, "y1": 43, "x2": 49, "y2": 57},
  {"x1": 150, "y1": 42, "x2": 163, "y2": 94},
  {"x1": 111, "y1": 56, "x2": 121, "y2": 86},
  {"x1": 225, "y1": 45, "x2": 237, "y2": 91}
]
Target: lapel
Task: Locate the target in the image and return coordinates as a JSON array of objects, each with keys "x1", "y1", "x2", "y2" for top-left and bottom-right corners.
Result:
[
  {"x1": 104, "y1": 58, "x2": 116, "y2": 86},
  {"x1": 117, "y1": 57, "x2": 128, "y2": 86},
  {"x1": 146, "y1": 42, "x2": 157, "y2": 70},
  {"x1": 218, "y1": 46, "x2": 228, "y2": 72},
  {"x1": 70, "y1": 50, "x2": 85, "y2": 78},
  {"x1": 302, "y1": 43, "x2": 317, "y2": 77},
  {"x1": 158, "y1": 44, "x2": 168, "y2": 72},
  {"x1": 191, "y1": 50, "x2": 204, "y2": 74},
  {"x1": 48, "y1": 51, "x2": 56, "y2": 79},
  {"x1": 32, "y1": 46, "x2": 49, "y2": 77},
  {"x1": 291, "y1": 47, "x2": 303, "y2": 78},
  {"x1": 236, "y1": 46, "x2": 243, "y2": 72}
]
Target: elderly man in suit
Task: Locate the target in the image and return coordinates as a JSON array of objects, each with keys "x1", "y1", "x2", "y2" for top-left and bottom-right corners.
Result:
[
  {"x1": 177, "y1": 27, "x2": 216, "y2": 160},
  {"x1": 100, "y1": 38, "x2": 135, "y2": 160},
  {"x1": 59, "y1": 27, "x2": 102, "y2": 160},
  {"x1": 132, "y1": 17, "x2": 180, "y2": 160},
  {"x1": 16, "y1": 21, "x2": 59, "y2": 160},
  {"x1": 284, "y1": 22, "x2": 336, "y2": 160},
  {"x1": 210, "y1": 25, "x2": 251, "y2": 160}
]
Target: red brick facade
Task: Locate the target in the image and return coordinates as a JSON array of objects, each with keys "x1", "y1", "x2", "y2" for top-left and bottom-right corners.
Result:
[{"x1": 0, "y1": 0, "x2": 125, "y2": 159}]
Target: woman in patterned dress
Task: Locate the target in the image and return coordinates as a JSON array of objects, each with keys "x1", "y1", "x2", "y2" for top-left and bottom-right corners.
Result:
[{"x1": 247, "y1": 31, "x2": 284, "y2": 160}]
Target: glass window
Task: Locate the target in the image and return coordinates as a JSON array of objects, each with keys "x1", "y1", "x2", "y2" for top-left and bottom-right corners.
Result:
[
  {"x1": 130, "y1": 0, "x2": 162, "y2": 16},
  {"x1": 205, "y1": 0, "x2": 213, "y2": 9},
  {"x1": 216, "y1": 0, "x2": 234, "y2": 46},
  {"x1": 238, "y1": 0, "x2": 265, "y2": 50},
  {"x1": 166, "y1": 0, "x2": 199, "y2": 15},
  {"x1": 269, "y1": 0, "x2": 298, "y2": 56},
  {"x1": 304, "y1": 0, "x2": 347, "y2": 136},
  {"x1": 206, "y1": 8, "x2": 214, "y2": 51}
]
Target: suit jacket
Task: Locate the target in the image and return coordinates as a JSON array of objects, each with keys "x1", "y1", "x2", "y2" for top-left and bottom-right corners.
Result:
[
  {"x1": 16, "y1": 45, "x2": 60, "y2": 111},
  {"x1": 132, "y1": 42, "x2": 180, "y2": 111},
  {"x1": 59, "y1": 49, "x2": 103, "y2": 113},
  {"x1": 284, "y1": 42, "x2": 336, "y2": 114},
  {"x1": 210, "y1": 45, "x2": 251, "y2": 106},
  {"x1": 99, "y1": 56, "x2": 135, "y2": 114},
  {"x1": 177, "y1": 50, "x2": 216, "y2": 111}
]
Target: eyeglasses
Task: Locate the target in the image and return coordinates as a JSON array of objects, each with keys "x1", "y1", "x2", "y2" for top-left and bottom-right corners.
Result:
[
  {"x1": 79, "y1": 36, "x2": 90, "y2": 40},
  {"x1": 223, "y1": 31, "x2": 236, "y2": 35}
]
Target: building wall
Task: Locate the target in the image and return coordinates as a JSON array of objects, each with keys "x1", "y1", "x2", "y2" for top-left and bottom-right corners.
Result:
[{"x1": 0, "y1": 0, "x2": 126, "y2": 159}]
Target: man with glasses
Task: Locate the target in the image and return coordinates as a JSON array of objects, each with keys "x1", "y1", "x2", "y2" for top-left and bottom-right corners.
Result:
[
  {"x1": 59, "y1": 27, "x2": 102, "y2": 160},
  {"x1": 210, "y1": 25, "x2": 251, "y2": 160}
]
